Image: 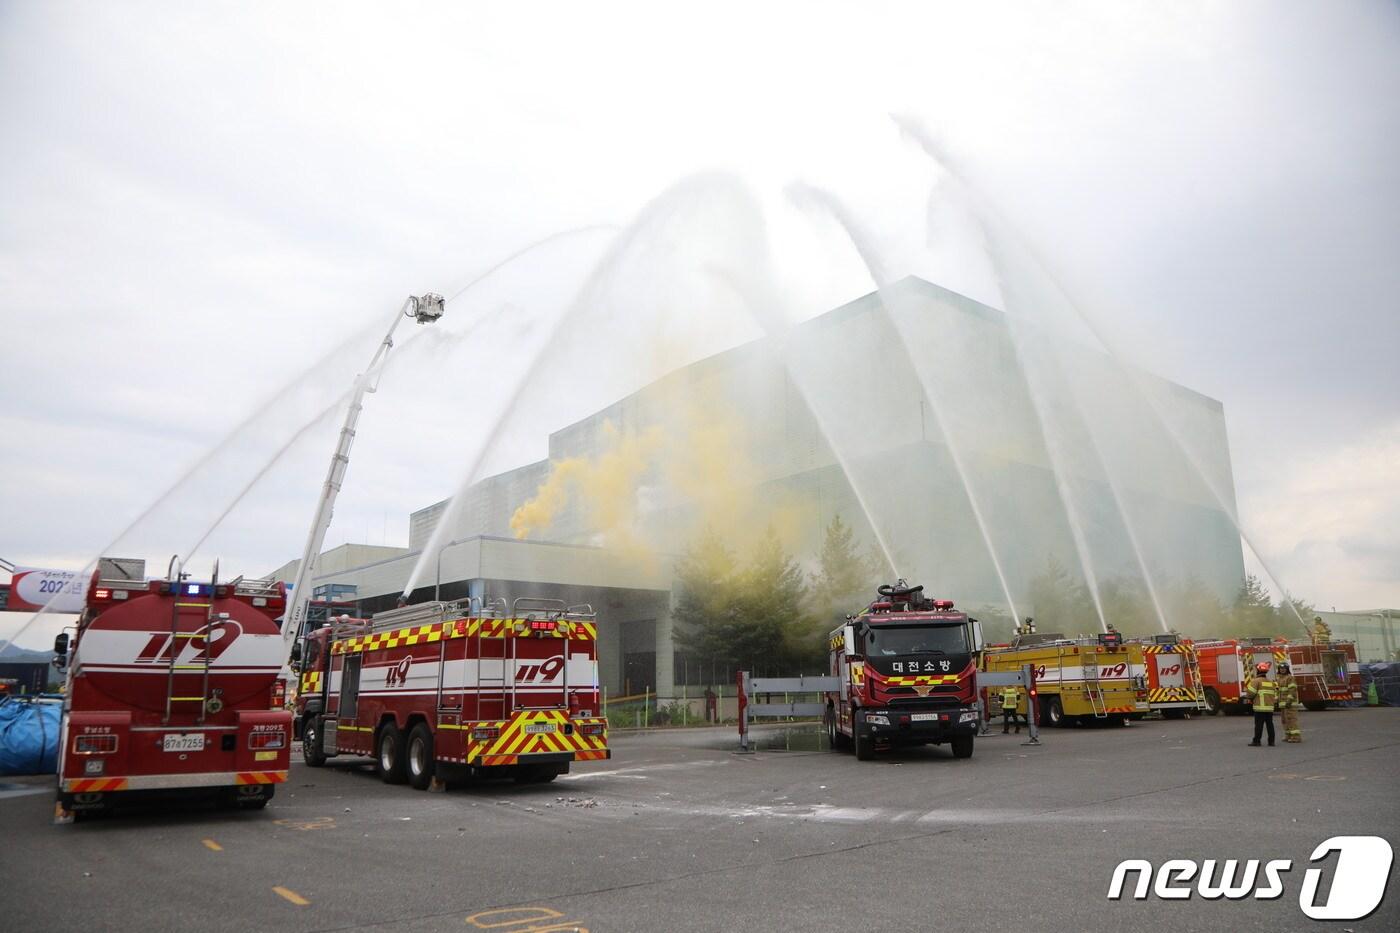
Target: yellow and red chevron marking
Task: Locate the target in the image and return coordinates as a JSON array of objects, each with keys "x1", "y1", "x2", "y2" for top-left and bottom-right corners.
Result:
[
  {"x1": 299, "y1": 670, "x2": 322, "y2": 694},
  {"x1": 1148, "y1": 687, "x2": 1199, "y2": 703},
  {"x1": 64, "y1": 777, "x2": 129, "y2": 793},
  {"x1": 234, "y1": 771, "x2": 288, "y2": 786},
  {"x1": 1103, "y1": 705, "x2": 1139, "y2": 714},
  {"x1": 333, "y1": 617, "x2": 598, "y2": 655},
  {"x1": 885, "y1": 673, "x2": 961, "y2": 687},
  {"x1": 849, "y1": 663, "x2": 865, "y2": 685},
  {"x1": 1144, "y1": 644, "x2": 1179, "y2": 654},
  {"x1": 467, "y1": 710, "x2": 609, "y2": 765}
]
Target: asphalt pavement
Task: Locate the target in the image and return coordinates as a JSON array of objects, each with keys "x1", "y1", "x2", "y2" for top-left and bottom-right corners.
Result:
[{"x1": 3, "y1": 707, "x2": 1397, "y2": 932}]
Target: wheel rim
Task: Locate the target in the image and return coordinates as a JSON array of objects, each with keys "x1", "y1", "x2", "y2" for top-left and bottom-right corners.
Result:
[
  {"x1": 380, "y1": 735, "x2": 394, "y2": 770},
  {"x1": 410, "y1": 737, "x2": 425, "y2": 776}
]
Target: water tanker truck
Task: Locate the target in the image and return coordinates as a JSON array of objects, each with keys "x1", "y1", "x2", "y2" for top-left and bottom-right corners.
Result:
[{"x1": 52, "y1": 558, "x2": 292, "y2": 820}]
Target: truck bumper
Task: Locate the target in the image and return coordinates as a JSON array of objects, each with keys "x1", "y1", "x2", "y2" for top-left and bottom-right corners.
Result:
[{"x1": 861, "y1": 708, "x2": 979, "y2": 744}]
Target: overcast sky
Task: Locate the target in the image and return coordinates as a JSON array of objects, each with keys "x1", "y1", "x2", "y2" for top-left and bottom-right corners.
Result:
[{"x1": 1, "y1": 1, "x2": 1397, "y2": 646}]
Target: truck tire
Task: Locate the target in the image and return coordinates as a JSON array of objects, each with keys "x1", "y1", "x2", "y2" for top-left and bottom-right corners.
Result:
[
  {"x1": 1043, "y1": 696, "x2": 1065, "y2": 728},
  {"x1": 302, "y1": 716, "x2": 328, "y2": 768},
  {"x1": 406, "y1": 722, "x2": 435, "y2": 790},
  {"x1": 1203, "y1": 688, "x2": 1221, "y2": 716},
  {"x1": 853, "y1": 713, "x2": 875, "y2": 761},
  {"x1": 825, "y1": 705, "x2": 850, "y2": 751},
  {"x1": 950, "y1": 734, "x2": 974, "y2": 759},
  {"x1": 375, "y1": 724, "x2": 408, "y2": 784}
]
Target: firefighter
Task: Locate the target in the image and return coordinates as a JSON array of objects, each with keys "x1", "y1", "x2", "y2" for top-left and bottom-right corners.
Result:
[
  {"x1": 1001, "y1": 684, "x2": 1024, "y2": 734},
  {"x1": 1277, "y1": 662, "x2": 1301, "y2": 743},
  {"x1": 1245, "y1": 661, "x2": 1277, "y2": 747},
  {"x1": 1311, "y1": 616, "x2": 1332, "y2": 646}
]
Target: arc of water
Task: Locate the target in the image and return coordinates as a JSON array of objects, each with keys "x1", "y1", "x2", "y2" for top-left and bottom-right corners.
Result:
[
  {"x1": 897, "y1": 117, "x2": 1308, "y2": 631},
  {"x1": 0, "y1": 226, "x2": 619, "y2": 656},
  {"x1": 706, "y1": 268, "x2": 900, "y2": 579},
  {"x1": 787, "y1": 182, "x2": 1021, "y2": 623},
  {"x1": 405, "y1": 175, "x2": 908, "y2": 598}
]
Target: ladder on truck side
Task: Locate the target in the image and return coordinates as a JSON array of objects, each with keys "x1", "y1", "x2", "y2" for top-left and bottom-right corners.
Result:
[
  {"x1": 163, "y1": 560, "x2": 225, "y2": 725},
  {"x1": 1184, "y1": 645, "x2": 1210, "y2": 712},
  {"x1": 1080, "y1": 645, "x2": 1108, "y2": 718}
]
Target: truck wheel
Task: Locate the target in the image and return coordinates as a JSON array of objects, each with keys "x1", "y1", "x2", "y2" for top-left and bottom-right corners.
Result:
[
  {"x1": 950, "y1": 734, "x2": 974, "y2": 759},
  {"x1": 1043, "y1": 696, "x2": 1065, "y2": 728},
  {"x1": 406, "y1": 723, "x2": 435, "y2": 790},
  {"x1": 1203, "y1": 688, "x2": 1221, "y2": 716},
  {"x1": 375, "y1": 724, "x2": 408, "y2": 784},
  {"x1": 853, "y1": 714, "x2": 875, "y2": 761},
  {"x1": 825, "y1": 705, "x2": 850, "y2": 751},
  {"x1": 302, "y1": 716, "x2": 328, "y2": 768},
  {"x1": 1302, "y1": 700, "x2": 1327, "y2": 712}
]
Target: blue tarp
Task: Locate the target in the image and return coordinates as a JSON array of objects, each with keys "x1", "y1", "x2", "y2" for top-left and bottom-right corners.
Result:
[
  {"x1": 1360, "y1": 662, "x2": 1400, "y2": 707},
  {"x1": 0, "y1": 695, "x2": 62, "y2": 775}
]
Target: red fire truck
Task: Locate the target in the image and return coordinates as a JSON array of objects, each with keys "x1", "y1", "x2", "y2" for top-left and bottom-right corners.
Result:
[
  {"x1": 824, "y1": 582, "x2": 982, "y2": 761},
  {"x1": 53, "y1": 559, "x2": 292, "y2": 819},
  {"x1": 1287, "y1": 640, "x2": 1362, "y2": 710},
  {"x1": 1189, "y1": 637, "x2": 1289, "y2": 715},
  {"x1": 1132, "y1": 634, "x2": 1208, "y2": 719},
  {"x1": 293, "y1": 597, "x2": 609, "y2": 787}
]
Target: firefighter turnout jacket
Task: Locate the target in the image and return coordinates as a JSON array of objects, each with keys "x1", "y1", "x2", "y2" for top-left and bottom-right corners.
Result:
[
  {"x1": 1246, "y1": 676, "x2": 1277, "y2": 712},
  {"x1": 1277, "y1": 674, "x2": 1299, "y2": 709}
]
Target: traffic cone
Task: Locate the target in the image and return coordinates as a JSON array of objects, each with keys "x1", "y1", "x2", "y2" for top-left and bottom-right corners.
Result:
[{"x1": 1367, "y1": 681, "x2": 1379, "y2": 706}]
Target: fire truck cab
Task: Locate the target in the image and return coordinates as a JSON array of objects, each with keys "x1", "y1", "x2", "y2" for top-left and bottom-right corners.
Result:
[
  {"x1": 54, "y1": 559, "x2": 292, "y2": 819},
  {"x1": 293, "y1": 597, "x2": 609, "y2": 788},
  {"x1": 825, "y1": 582, "x2": 982, "y2": 762}
]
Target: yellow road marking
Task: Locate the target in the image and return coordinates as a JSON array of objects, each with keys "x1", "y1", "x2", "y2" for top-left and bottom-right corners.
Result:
[
  {"x1": 273, "y1": 886, "x2": 310, "y2": 907},
  {"x1": 201, "y1": 838, "x2": 222, "y2": 851}
]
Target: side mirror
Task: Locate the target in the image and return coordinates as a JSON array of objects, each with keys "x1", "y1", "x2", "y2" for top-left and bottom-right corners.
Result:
[
  {"x1": 842, "y1": 625, "x2": 861, "y2": 659},
  {"x1": 290, "y1": 641, "x2": 303, "y2": 665},
  {"x1": 53, "y1": 632, "x2": 69, "y2": 657},
  {"x1": 969, "y1": 619, "x2": 984, "y2": 653}
]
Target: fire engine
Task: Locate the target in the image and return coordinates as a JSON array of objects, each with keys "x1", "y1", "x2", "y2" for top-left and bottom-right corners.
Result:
[
  {"x1": 1287, "y1": 640, "x2": 1362, "y2": 710},
  {"x1": 292, "y1": 597, "x2": 609, "y2": 787},
  {"x1": 982, "y1": 630, "x2": 1148, "y2": 727},
  {"x1": 52, "y1": 558, "x2": 292, "y2": 819},
  {"x1": 824, "y1": 582, "x2": 982, "y2": 761},
  {"x1": 1130, "y1": 633, "x2": 1208, "y2": 719},
  {"x1": 1189, "y1": 637, "x2": 1288, "y2": 714}
]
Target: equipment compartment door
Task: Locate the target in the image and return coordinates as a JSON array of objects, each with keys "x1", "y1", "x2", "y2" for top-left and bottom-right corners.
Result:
[{"x1": 1155, "y1": 653, "x2": 1185, "y2": 688}]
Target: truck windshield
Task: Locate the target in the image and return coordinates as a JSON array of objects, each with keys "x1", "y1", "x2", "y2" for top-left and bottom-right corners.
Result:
[{"x1": 864, "y1": 624, "x2": 967, "y2": 656}]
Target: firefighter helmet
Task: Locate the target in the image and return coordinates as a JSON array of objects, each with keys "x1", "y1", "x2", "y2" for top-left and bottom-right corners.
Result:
[
  {"x1": 1277, "y1": 662, "x2": 1291, "y2": 674},
  {"x1": 1255, "y1": 661, "x2": 1271, "y2": 674}
]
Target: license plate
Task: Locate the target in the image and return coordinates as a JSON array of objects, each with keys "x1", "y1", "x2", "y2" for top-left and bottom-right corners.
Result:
[
  {"x1": 910, "y1": 712, "x2": 939, "y2": 722},
  {"x1": 524, "y1": 723, "x2": 556, "y2": 734},
  {"x1": 163, "y1": 733, "x2": 204, "y2": 752}
]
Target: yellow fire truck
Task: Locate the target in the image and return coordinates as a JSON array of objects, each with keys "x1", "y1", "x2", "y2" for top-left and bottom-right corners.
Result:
[{"x1": 982, "y1": 631, "x2": 1149, "y2": 727}]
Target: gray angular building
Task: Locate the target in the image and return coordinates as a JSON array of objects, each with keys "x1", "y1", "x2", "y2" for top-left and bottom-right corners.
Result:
[{"x1": 274, "y1": 277, "x2": 1246, "y2": 700}]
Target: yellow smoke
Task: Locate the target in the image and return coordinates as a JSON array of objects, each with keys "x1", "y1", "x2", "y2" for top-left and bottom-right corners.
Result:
[{"x1": 510, "y1": 387, "x2": 820, "y2": 563}]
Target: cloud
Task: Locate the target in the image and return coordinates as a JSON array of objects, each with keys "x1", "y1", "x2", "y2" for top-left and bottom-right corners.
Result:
[{"x1": 1245, "y1": 420, "x2": 1400, "y2": 609}]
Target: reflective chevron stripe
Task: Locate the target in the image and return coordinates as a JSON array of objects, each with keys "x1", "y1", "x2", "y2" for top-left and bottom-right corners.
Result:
[
  {"x1": 465, "y1": 710, "x2": 609, "y2": 765},
  {"x1": 333, "y1": 618, "x2": 598, "y2": 655},
  {"x1": 234, "y1": 771, "x2": 287, "y2": 785},
  {"x1": 63, "y1": 777, "x2": 129, "y2": 793},
  {"x1": 885, "y1": 674, "x2": 962, "y2": 687}
]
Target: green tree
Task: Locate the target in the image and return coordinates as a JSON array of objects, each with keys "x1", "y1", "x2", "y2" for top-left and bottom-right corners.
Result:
[
  {"x1": 672, "y1": 528, "x2": 740, "y2": 664},
  {"x1": 807, "y1": 515, "x2": 881, "y2": 629},
  {"x1": 1162, "y1": 573, "x2": 1229, "y2": 637},
  {"x1": 740, "y1": 527, "x2": 817, "y2": 671},
  {"x1": 1230, "y1": 574, "x2": 1277, "y2": 637},
  {"x1": 672, "y1": 527, "x2": 813, "y2": 673}
]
